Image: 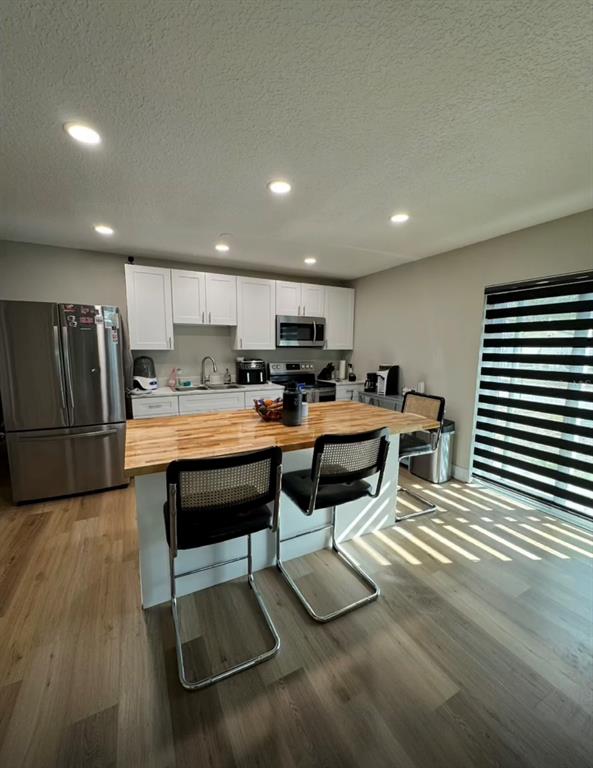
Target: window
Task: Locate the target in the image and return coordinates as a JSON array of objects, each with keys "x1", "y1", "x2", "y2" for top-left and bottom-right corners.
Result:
[{"x1": 471, "y1": 270, "x2": 593, "y2": 520}]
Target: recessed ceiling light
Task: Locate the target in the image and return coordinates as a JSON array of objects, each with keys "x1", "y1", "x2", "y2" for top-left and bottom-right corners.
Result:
[
  {"x1": 268, "y1": 179, "x2": 292, "y2": 195},
  {"x1": 64, "y1": 122, "x2": 102, "y2": 145},
  {"x1": 304, "y1": 257, "x2": 317, "y2": 265},
  {"x1": 215, "y1": 242, "x2": 230, "y2": 253},
  {"x1": 94, "y1": 224, "x2": 114, "y2": 236},
  {"x1": 390, "y1": 212, "x2": 410, "y2": 224}
]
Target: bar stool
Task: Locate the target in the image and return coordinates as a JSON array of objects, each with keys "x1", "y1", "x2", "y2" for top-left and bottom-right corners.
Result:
[
  {"x1": 164, "y1": 447, "x2": 282, "y2": 690},
  {"x1": 396, "y1": 392, "x2": 446, "y2": 521},
  {"x1": 278, "y1": 427, "x2": 390, "y2": 623}
]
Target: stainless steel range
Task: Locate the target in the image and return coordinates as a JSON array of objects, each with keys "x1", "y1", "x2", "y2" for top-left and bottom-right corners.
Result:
[{"x1": 267, "y1": 361, "x2": 336, "y2": 402}]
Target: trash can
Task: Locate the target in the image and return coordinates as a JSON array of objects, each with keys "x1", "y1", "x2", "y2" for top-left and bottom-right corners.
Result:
[{"x1": 409, "y1": 419, "x2": 455, "y2": 484}]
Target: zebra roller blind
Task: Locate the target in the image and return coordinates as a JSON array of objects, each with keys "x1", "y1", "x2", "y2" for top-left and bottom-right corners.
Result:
[{"x1": 472, "y1": 270, "x2": 593, "y2": 519}]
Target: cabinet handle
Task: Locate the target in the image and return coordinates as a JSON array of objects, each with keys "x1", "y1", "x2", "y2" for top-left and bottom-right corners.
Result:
[
  {"x1": 240, "y1": 337, "x2": 243, "y2": 348},
  {"x1": 209, "y1": 311, "x2": 211, "y2": 324},
  {"x1": 202, "y1": 311, "x2": 204, "y2": 323},
  {"x1": 297, "y1": 304, "x2": 300, "y2": 316},
  {"x1": 168, "y1": 336, "x2": 172, "y2": 348},
  {"x1": 303, "y1": 305, "x2": 306, "y2": 315}
]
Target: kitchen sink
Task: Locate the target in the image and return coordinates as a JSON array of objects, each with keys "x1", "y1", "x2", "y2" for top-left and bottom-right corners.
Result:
[
  {"x1": 205, "y1": 383, "x2": 242, "y2": 390},
  {"x1": 175, "y1": 385, "x2": 209, "y2": 391}
]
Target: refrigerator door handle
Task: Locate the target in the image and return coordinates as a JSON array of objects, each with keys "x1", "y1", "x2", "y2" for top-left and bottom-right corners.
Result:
[
  {"x1": 52, "y1": 323, "x2": 67, "y2": 411},
  {"x1": 15, "y1": 428, "x2": 118, "y2": 442},
  {"x1": 61, "y1": 324, "x2": 75, "y2": 412},
  {"x1": 76, "y1": 428, "x2": 118, "y2": 438}
]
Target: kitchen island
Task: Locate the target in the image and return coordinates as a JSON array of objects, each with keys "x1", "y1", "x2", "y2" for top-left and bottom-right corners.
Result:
[{"x1": 125, "y1": 401, "x2": 438, "y2": 607}]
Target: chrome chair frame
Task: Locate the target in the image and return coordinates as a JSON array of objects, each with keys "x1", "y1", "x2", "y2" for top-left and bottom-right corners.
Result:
[
  {"x1": 167, "y1": 459, "x2": 282, "y2": 691},
  {"x1": 277, "y1": 429, "x2": 389, "y2": 623},
  {"x1": 395, "y1": 392, "x2": 445, "y2": 522}
]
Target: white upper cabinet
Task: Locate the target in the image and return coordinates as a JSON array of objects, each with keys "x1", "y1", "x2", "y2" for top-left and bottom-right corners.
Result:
[
  {"x1": 125, "y1": 264, "x2": 174, "y2": 350},
  {"x1": 301, "y1": 283, "x2": 326, "y2": 317},
  {"x1": 235, "y1": 277, "x2": 276, "y2": 350},
  {"x1": 275, "y1": 280, "x2": 302, "y2": 316},
  {"x1": 172, "y1": 269, "x2": 206, "y2": 324},
  {"x1": 171, "y1": 269, "x2": 236, "y2": 326},
  {"x1": 275, "y1": 280, "x2": 326, "y2": 317},
  {"x1": 205, "y1": 273, "x2": 237, "y2": 325},
  {"x1": 325, "y1": 286, "x2": 355, "y2": 350}
]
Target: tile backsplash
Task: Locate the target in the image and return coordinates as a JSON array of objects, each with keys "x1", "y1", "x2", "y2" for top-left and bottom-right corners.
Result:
[{"x1": 135, "y1": 325, "x2": 352, "y2": 383}]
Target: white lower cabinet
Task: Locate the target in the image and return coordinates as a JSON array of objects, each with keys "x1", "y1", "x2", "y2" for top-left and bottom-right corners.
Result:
[
  {"x1": 132, "y1": 396, "x2": 179, "y2": 419},
  {"x1": 243, "y1": 388, "x2": 283, "y2": 407},
  {"x1": 334, "y1": 383, "x2": 364, "y2": 401},
  {"x1": 132, "y1": 389, "x2": 287, "y2": 418},
  {"x1": 178, "y1": 392, "x2": 245, "y2": 415}
]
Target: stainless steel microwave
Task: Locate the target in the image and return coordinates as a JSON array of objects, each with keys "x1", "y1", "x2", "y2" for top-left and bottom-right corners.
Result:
[{"x1": 276, "y1": 315, "x2": 326, "y2": 348}]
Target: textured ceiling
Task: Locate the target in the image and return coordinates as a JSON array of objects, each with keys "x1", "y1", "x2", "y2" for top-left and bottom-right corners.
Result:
[{"x1": 1, "y1": 0, "x2": 592, "y2": 279}]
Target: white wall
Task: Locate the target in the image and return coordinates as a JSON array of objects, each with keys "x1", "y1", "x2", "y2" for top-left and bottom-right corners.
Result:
[
  {"x1": 352, "y1": 210, "x2": 593, "y2": 474},
  {"x1": 0, "y1": 240, "x2": 350, "y2": 381}
]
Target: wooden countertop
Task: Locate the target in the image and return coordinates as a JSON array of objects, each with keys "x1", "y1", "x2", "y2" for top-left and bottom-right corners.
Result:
[{"x1": 124, "y1": 401, "x2": 439, "y2": 477}]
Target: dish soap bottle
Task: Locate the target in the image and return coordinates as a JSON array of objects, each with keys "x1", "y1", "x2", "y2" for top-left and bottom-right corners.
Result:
[{"x1": 224, "y1": 368, "x2": 232, "y2": 384}]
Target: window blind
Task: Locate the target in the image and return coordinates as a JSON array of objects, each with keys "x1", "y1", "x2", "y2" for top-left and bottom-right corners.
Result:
[{"x1": 472, "y1": 271, "x2": 593, "y2": 519}]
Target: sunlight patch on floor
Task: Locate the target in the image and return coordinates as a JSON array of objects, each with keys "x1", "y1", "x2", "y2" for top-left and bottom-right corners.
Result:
[
  {"x1": 373, "y1": 531, "x2": 421, "y2": 565},
  {"x1": 519, "y1": 525, "x2": 593, "y2": 559},
  {"x1": 418, "y1": 526, "x2": 480, "y2": 562},
  {"x1": 444, "y1": 525, "x2": 512, "y2": 562},
  {"x1": 392, "y1": 525, "x2": 452, "y2": 564},
  {"x1": 494, "y1": 524, "x2": 569, "y2": 559},
  {"x1": 469, "y1": 525, "x2": 540, "y2": 560}
]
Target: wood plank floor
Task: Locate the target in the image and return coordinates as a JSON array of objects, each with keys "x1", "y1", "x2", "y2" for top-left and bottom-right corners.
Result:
[{"x1": 0, "y1": 468, "x2": 591, "y2": 768}]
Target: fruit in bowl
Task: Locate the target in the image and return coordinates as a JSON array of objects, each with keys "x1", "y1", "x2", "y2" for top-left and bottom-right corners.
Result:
[{"x1": 254, "y1": 397, "x2": 283, "y2": 422}]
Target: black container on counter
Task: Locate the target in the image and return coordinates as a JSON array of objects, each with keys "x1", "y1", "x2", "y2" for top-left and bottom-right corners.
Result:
[{"x1": 282, "y1": 382, "x2": 304, "y2": 427}]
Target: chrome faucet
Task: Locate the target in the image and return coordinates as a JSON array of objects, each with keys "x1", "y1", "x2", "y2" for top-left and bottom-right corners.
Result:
[{"x1": 201, "y1": 355, "x2": 217, "y2": 384}]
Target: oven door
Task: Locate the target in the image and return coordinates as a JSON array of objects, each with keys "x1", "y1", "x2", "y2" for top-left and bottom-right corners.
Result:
[{"x1": 276, "y1": 315, "x2": 326, "y2": 347}]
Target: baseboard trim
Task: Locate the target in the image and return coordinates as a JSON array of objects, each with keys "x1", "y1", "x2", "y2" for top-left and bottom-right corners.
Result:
[{"x1": 452, "y1": 465, "x2": 471, "y2": 483}]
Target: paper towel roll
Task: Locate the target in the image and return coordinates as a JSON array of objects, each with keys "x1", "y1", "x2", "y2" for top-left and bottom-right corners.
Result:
[{"x1": 338, "y1": 360, "x2": 347, "y2": 380}]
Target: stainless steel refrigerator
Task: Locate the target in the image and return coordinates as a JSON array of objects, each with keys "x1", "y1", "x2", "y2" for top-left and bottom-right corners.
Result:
[{"x1": 0, "y1": 301, "x2": 127, "y2": 502}]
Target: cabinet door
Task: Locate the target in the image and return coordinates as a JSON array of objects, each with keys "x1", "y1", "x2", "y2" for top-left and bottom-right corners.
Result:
[
  {"x1": 235, "y1": 277, "x2": 276, "y2": 350},
  {"x1": 205, "y1": 273, "x2": 237, "y2": 325},
  {"x1": 325, "y1": 286, "x2": 355, "y2": 350},
  {"x1": 301, "y1": 283, "x2": 326, "y2": 317},
  {"x1": 132, "y1": 396, "x2": 179, "y2": 419},
  {"x1": 172, "y1": 269, "x2": 206, "y2": 325},
  {"x1": 178, "y1": 392, "x2": 245, "y2": 414},
  {"x1": 244, "y1": 388, "x2": 284, "y2": 408},
  {"x1": 335, "y1": 384, "x2": 363, "y2": 401},
  {"x1": 125, "y1": 264, "x2": 174, "y2": 349},
  {"x1": 275, "y1": 280, "x2": 301, "y2": 316}
]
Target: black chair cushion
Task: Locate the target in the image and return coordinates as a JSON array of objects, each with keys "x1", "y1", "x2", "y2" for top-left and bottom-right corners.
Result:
[
  {"x1": 163, "y1": 501, "x2": 273, "y2": 549},
  {"x1": 282, "y1": 470, "x2": 371, "y2": 512},
  {"x1": 399, "y1": 433, "x2": 434, "y2": 458}
]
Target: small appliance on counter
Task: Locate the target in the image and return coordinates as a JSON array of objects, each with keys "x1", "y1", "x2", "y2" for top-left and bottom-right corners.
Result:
[
  {"x1": 376, "y1": 365, "x2": 399, "y2": 396},
  {"x1": 133, "y1": 355, "x2": 156, "y2": 380},
  {"x1": 236, "y1": 358, "x2": 266, "y2": 385},
  {"x1": 364, "y1": 372, "x2": 378, "y2": 393},
  {"x1": 133, "y1": 375, "x2": 158, "y2": 391}
]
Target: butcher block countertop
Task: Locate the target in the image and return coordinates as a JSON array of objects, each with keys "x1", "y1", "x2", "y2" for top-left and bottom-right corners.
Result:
[{"x1": 124, "y1": 401, "x2": 439, "y2": 477}]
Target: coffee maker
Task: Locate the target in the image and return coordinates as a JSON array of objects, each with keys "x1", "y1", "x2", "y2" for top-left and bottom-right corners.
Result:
[
  {"x1": 364, "y1": 372, "x2": 378, "y2": 393},
  {"x1": 376, "y1": 365, "x2": 399, "y2": 396}
]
